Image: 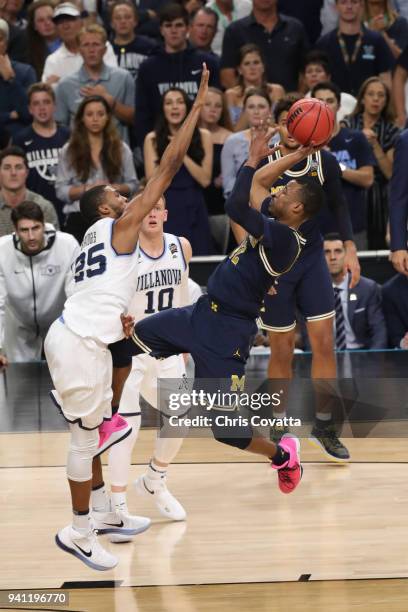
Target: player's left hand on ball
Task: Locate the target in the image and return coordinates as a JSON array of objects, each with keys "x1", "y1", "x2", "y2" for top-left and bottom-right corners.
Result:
[{"x1": 120, "y1": 313, "x2": 135, "y2": 338}]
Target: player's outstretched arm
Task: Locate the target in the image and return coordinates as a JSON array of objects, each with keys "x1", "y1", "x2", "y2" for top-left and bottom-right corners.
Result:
[{"x1": 119, "y1": 65, "x2": 209, "y2": 232}]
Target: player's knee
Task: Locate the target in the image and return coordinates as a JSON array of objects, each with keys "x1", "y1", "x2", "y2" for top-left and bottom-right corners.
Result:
[
  {"x1": 268, "y1": 331, "x2": 295, "y2": 360},
  {"x1": 308, "y1": 321, "x2": 335, "y2": 357},
  {"x1": 67, "y1": 427, "x2": 99, "y2": 482}
]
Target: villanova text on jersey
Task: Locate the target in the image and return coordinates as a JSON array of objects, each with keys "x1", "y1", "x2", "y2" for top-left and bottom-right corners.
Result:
[{"x1": 136, "y1": 268, "x2": 182, "y2": 292}]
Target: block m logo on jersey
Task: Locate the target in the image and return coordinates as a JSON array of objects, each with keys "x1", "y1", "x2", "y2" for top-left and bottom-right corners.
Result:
[{"x1": 231, "y1": 375, "x2": 245, "y2": 392}]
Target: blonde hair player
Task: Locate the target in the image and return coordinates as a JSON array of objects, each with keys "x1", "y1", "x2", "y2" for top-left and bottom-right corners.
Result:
[{"x1": 108, "y1": 197, "x2": 193, "y2": 534}]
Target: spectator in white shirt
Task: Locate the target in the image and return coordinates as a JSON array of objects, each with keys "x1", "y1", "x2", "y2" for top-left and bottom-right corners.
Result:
[
  {"x1": 41, "y1": 2, "x2": 117, "y2": 85},
  {"x1": 205, "y1": 0, "x2": 252, "y2": 56}
]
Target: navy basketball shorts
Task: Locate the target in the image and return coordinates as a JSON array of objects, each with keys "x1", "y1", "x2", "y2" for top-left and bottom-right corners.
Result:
[
  {"x1": 258, "y1": 245, "x2": 335, "y2": 332},
  {"x1": 126, "y1": 295, "x2": 257, "y2": 378},
  {"x1": 109, "y1": 295, "x2": 258, "y2": 450}
]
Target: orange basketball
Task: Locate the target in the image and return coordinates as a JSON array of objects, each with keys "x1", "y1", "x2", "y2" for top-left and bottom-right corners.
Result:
[{"x1": 286, "y1": 98, "x2": 335, "y2": 146}]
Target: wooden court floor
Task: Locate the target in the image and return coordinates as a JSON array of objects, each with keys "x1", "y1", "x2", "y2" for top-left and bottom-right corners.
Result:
[{"x1": 1, "y1": 431, "x2": 408, "y2": 611}]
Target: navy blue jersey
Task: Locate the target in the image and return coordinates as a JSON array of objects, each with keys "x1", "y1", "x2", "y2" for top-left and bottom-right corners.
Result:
[
  {"x1": 315, "y1": 27, "x2": 393, "y2": 95},
  {"x1": 13, "y1": 125, "x2": 70, "y2": 223},
  {"x1": 328, "y1": 127, "x2": 375, "y2": 233},
  {"x1": 264, "y1": 148, "x2": 353, "y2": 246},
  {"x1": 112, "y1": 36, "x2": 158, "y2": 80},
  {"x1": 207, "y1": 217, "x2": 305, "y2": 318}
]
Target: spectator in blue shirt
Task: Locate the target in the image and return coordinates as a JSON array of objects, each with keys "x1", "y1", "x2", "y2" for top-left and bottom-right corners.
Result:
[
  {"x1": 312, "y1": 80, "x2": 375, "y2": 248},
  {"x1": 0, "y1": 18, "x2": 36, "y2": 139},
  {"x1": 13, "y1": 83, "x2": 70, "y2": 225},
  {"x1": 110, "y1": 1, "x2": 158, "y2": 81},
  {"x1": 389, "y1": 129, "x2": 408, "y2": 274},
  {"x1": 134, "y1": 3, "x2": 220, "y2": 146},
  {"x1": 55, "y1": 24, "x2": 135, "y2": 144},
  {"x1": 315, "y1": 0, "x2": 393, "y2": 95},
  {"x1": 220, "y1": 0, "x2": 309, "y2": 91}
]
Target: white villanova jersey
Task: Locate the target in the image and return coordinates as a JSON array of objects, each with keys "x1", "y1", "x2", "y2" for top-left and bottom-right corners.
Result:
[
  {"x1": 129, "y1": 233, "x2": 188, "y2": 324},
  {"x1": 63, "y1": 218, "x2": 140, "y2": 344}
]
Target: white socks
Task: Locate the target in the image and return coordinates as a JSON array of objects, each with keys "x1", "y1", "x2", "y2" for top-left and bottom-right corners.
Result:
[
  {"x1": 146, "y1": 459, "x2": 167, "y2": 481},
  {"x1": 91, "y1": 483, "x2": 110, "y2": 512},
  {"x1": 72, "y1": 511, "x2": 90, "y2": 535},
  {"x1": 111, "y1": 491, "x2": 127, "y2": 511}
]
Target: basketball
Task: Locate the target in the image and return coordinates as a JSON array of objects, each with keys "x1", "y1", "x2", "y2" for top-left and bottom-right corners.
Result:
[{"x1": 286, "y1": 98, "x2": 335, "y2": 146}]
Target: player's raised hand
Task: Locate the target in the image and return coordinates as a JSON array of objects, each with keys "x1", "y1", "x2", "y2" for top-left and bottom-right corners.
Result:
[
  {"x1": 248, "y1": 123, "x2": 279, "y2": 165},
  {"x1": 193, "y1": 63, "x2": 210, "y2": 107}
]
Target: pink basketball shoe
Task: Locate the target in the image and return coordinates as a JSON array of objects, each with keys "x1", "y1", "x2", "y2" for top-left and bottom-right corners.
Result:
[
  {"x1": 95, "y1": 413, "x2": 132, "y2": 457},
  {"x1": 271, "y1": 434, "x2": 303, "y2": 494}
]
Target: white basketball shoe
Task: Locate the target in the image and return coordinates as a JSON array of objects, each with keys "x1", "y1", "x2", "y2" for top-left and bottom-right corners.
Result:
[
  {"x1": 55, "y1": 525, "x2": 117, "y2": 571},
  {"x1": 92, "y1": 508, "x2": 151, "y2": 543},
  {"x1": 134, "y1": 475, "x2": 186, "y2": 521}
]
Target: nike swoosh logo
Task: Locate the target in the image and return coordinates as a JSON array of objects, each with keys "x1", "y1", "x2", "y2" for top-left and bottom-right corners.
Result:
[
  {"x1": 345, "y1": 138, "x2": 353, "y2": 143},
  {"x1": 103, "y1": 520, "x2": 124, "y2": 527},
  {"x1": 74, "y1": 542, "x2": 92, "y2": 557},
  {"x1": 191, "y1": 69, "x2": 201, "y2": 75},
  {"x1": 14, "y1": 270, "x2": 24, "y2": 274},
  {"x1": 24, "y1": 140, "x2": 33, "y2": 145},
  {"x1": 143, "y1": 479, "x2": 155, "y2": 495}
]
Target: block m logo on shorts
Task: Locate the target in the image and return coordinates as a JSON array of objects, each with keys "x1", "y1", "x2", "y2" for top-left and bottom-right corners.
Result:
[{"x1": 230, "y1": 375, "x2": 245, "y2": 392}]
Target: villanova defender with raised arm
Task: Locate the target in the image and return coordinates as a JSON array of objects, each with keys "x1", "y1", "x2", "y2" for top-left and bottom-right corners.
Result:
[
  {"x1": 110, "y1": 128, "x2": 325, "y2": 496},
  {"x1": 44, "y1": 65, "x2": 210, "y2": 572}
]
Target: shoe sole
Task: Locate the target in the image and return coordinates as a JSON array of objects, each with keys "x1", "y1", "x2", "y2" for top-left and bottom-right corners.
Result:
[
  {"x1": 308, "y1": 436, "x2": 350, "y2": 463},
  {"x1": 55, "y1": 534, "x2": 117, "y2": 571},
  {"x1": 96, "y1": 519, "x2": 151, "y2": 536},
  {"x1": 94, "y1": 427, "x2": 132, "y2": 458},
  {"x1": 108, "y1": 520, "x2": 151, "y2": 544}
]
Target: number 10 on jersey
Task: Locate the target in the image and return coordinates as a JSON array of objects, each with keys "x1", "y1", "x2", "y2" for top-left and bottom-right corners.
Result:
[{"x1": 145, "y1": 287, "x2": 174, "y2": 314}]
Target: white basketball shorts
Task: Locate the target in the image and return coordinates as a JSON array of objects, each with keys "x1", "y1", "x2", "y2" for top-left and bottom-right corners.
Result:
[{"x1": 44, "y1": 318, "x2": 113, "y2": 429}]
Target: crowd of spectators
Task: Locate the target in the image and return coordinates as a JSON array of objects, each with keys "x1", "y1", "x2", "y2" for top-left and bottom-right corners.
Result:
[{"x1": 1, "y1": 0, "x2": 408, "y2": 362}]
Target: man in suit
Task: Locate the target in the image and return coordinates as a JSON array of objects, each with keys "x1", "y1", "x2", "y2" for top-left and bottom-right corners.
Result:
[
  {"x1": 382, "y1": 274, "x2": 408, "y2": 348},
  {"x1": 389, "y1": 130, "x2": 408, "y2": 275},
  {"x1": 324, "y1": 233, "x2": 387, "y2": 349}
]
